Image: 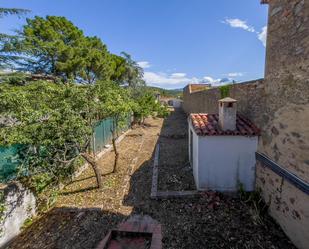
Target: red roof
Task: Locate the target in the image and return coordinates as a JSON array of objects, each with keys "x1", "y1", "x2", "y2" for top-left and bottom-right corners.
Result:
[{"x1": 190, "y1": 113, "x2": 260, "y2": 136}]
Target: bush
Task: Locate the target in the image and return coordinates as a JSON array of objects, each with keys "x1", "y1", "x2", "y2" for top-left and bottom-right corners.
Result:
[
  {"x1": 0, "y1": 72, "x2": 28, "y2": 86},
  {"x1": 219, "y1": 84, "x2": 231, "y2": 98},
  {"x1": 156, "y1": 105, "x2": 170, "y2": 118}
]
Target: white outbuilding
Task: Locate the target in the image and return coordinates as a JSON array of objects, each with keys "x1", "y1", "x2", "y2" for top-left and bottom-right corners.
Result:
[
  {"x1": 188, "y1": 97, "x2": 260, "y2": 192},
  {"x1": 168, "y1": 99, "x2": 183, "y2": 108}
]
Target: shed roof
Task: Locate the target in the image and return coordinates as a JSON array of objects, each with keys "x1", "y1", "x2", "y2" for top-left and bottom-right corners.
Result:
[
  {"x1": 219, "y1": 97, "x2": 237, "y2": 103},
  {"x1": 190, "y1": 113, "x2": 260, "y2": 136}
]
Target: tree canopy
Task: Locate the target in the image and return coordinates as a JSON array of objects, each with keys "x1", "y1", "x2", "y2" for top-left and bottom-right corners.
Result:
[
  {"x1": 0, "y1": 7, "x2": 30, "y2": 68},
  {"x1": 0, "y1": 8, "x2": 29, "y2": 18},
  {"x1": 0, "y1": 79, "x2": 134, "y2": 189},
  {"x1": 0, "y1": 14, "x2": 168, "y2": 194},
  {"x1": 1, "y1": 15, "x2": 145, "y2": 86}
]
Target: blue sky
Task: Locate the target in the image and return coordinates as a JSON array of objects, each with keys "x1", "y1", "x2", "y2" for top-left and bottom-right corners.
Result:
[{"x1": 1, "y1": 0, "x2": 268, "y2": 89}]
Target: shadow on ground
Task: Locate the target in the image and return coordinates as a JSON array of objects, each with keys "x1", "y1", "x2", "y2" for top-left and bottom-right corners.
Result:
[{"x1": 5, "y1": 108, "x2": 296, "y2": 249}]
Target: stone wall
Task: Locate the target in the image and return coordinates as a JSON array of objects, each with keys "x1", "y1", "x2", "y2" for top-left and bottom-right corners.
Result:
[
  {"x1": 256, "y1": 1, "x2": 309, "y2": 248},
  {"x1": 183, "y1": 79, "x2": 265, "y2": 124}
]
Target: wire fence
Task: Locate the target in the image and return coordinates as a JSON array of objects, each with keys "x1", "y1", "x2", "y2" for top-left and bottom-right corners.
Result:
[
  {"x1": 0, "y1": 115, "x2": 132, "y2": 182},
  {"x1": 92, "y1": 114, "x2": 132, "y2": 155},
  {"x1": 0, "y1": 145, "x2": 25, "y2": 182}
]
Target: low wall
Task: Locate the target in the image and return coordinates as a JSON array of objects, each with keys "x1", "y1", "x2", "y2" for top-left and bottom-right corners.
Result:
[{"x1": 0, "y1": 182, "x2": 36, "y2": 247}]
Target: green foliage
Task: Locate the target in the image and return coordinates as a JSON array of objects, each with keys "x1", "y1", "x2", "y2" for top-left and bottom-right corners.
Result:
[
  {"x1": 18, "y1": 16, "x2": 86, "y2": 79},
  {"x1": 78, "y1": 37, "x2": 112, "y2": 83},
  {"x1": 132, "y1": 91, "x2": 157, "y2": 123},
  {"x1": 0, "y1": 13, "x2": 162, "y2": 197},
  {"x1": 130, "y1": 87, "x2": 170, "y2": 122},
  {"x1": 0, "y1": 79, "x2": 135, "y2": 193},
  {"x1": 109, "y1": 54, "x2": 127, "y2": 84},
  {"x1": 22, "y1": 217, "x2": 34, "y2": 230},
  {"x1": 238, "y1": 183, "x2": 268, "y2": 225},
  {"x1": 2, "y1": 16, "x2": 113, "y2": 83},
  {"x1": 147, "y1": 86, "x2": 183, "y2": 98},
  {"x1": 0, "y1": 8, "x2": 29, "y2": 69},
  {"x1": 0, "y1": 72, "x2": 28, "y2": 85},
  {"x1": 156, "y1": 105, "x2": 170, "y2": 118},
  {"x1": 0, "y1": 81, "x2": 95, "y2": 190},
  {"x1": 119, "y1": 52, "x2": 145, "y2": 88},
  {"x1": 219, "y1": 84, "x2": 231, "y2": 98},
  {"x1": 0, "y1": 190, "x2": 5, "y2": 235},
  {"x1": 0, "y1": 8, "x2": 29, "y2": 18},
  {"x1": 2, "y1": 15, "x2": 144, "y2": 86}
]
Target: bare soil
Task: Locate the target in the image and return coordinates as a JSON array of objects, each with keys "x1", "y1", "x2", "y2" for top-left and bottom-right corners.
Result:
[
  {"x1": 6, "y1": 109, "x2": 295, "y2": 249},
  {"x1": 158, "y1": 109, "x2": 195, "y2": 191}
]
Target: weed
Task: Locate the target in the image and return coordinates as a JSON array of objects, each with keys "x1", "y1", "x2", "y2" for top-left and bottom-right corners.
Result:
[
  {"x1": 22, "y1": 217, "x2": 34, "y2": 230},
  {"x1": 0, "y1": 190, "x2": 6, "y2": 236},
  {"x1": 219, "y1": 84, "x2": 231, "y2": 98},
  {"x1": 238, "y1": 183, "x2": 269, "y2": 225}
]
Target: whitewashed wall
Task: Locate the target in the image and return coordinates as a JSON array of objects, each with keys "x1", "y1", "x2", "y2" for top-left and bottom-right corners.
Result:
[
  {"x1": 0, "y1": 182, "x2": 36, "y2": 247},
  {"x1": 190, "y1": 130, "x2": 258, "y2": 192},
  {"x1": 172, "y1": 99, "x2": 182, "y2": 108},
  {"x1": 189, "y1": 122, "x2": 199, "y2": 188}
]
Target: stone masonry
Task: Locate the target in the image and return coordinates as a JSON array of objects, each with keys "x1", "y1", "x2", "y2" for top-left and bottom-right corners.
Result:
[
  {"x1": 183, "y1": 79, "x2": 265, "y2": 123},
  {"x1": 256, "y1": 1, "x2": 309, "y2": 249}
]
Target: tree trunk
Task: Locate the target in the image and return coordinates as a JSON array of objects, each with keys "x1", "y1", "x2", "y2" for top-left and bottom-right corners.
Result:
[
  {"x1": 81, "y1": 152, "x2": 103, "y2": 188},
  {"x1": 111, "y1": 131, "x2": 119, "y2": 173}
]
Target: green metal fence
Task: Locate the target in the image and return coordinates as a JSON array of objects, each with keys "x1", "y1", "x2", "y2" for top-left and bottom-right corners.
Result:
[
  {"x1": 92, "y1": 117, "x2": 115, "y2": 154},
  {"x1": 92, "y1": 115, "x2": 132, "y2": 154},
  {"x1": 0, "y1": 115, "x2": 132, "y2": 182},
  {"x1": 0, "y1": 145, "x2": 24, "y2": 182}
]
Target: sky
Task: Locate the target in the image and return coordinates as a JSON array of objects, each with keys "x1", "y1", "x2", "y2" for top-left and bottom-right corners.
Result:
[{"x1": 1, "y1": 0, "x2": 268, "y2": 89}]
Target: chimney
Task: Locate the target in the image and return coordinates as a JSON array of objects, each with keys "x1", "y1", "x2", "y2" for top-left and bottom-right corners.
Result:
[{"x1": 219, "y1": 97, "x2": 237, "y2": 131}]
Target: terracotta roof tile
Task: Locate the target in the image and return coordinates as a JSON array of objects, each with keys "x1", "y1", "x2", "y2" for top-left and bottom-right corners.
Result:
[{"x1": 190, "y1": 113, "x2": 260, "y2": 136}]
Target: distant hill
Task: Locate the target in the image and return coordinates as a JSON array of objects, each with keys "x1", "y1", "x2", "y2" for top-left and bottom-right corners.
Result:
[{"x1": 146, "y1": 86, "x2": 183, "y2": 98}]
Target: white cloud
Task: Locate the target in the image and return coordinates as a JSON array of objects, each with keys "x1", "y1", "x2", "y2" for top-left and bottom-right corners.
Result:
[
  {"x1": 171, "y1": 73, "x2": 187, "y2": 78},
  {"x1": 228, "y1": 72, "x2": 243, "y2": 77},
  {"x1": 143, "y1": 71, "x2": 198, "y2": 86},
  {"x1": 202, "y1": 76, "x2": 215, "y2": 83},
  {"x1": 202, "y1": 76, "x2": 232, "y2": 86},
  {"x1": 258, "y1": 26, "x2": 267, "y2": 47},
  {"x1": 143, "y1": 70, "x2": 239, "y2": 88},
  {"x1": 137, "y1": 61, "x2": 151, "y2": 69},
  {"x1": 223, "y1": 18, "x2": 267, "y2": 47},
  {"x1": 223, "y1": 18, "x2": 255, "y2": 32}
]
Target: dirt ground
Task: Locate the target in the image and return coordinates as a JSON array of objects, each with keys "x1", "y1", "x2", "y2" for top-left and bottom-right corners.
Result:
[
  {"x1": 6, "y1": 109, "x2": 296, "y2": 249},
  {"x1": 158, "y1": 109, "x2": 195, "y2": 191}
]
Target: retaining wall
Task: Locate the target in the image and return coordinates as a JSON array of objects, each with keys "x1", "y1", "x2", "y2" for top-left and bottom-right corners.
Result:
[{"x1": 0, "y1": 183, "x2": 36, "y2": 248}]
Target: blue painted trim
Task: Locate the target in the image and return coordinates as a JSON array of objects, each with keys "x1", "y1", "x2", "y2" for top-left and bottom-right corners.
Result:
[{"x1": 256, "y1": 152, "x2": 309, "y2": 195}]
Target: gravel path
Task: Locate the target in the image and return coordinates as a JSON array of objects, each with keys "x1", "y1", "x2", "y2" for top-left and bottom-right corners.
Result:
[
  {"x1": 158, "y1": 108, "x2": 196, "y2": 191},
  {"x1": 6, "y1": 110, "x2": 295, "y2": 249}
]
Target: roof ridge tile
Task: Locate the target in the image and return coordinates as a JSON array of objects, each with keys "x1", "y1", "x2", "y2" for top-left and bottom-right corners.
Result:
[{"x1": 190, "y1": 113, "x2": 260, "y2": 137}]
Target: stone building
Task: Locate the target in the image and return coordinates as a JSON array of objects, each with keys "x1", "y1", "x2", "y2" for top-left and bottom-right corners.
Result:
[{"x1": 256, "y1": 1, "x2": 309, "y2": 248}]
